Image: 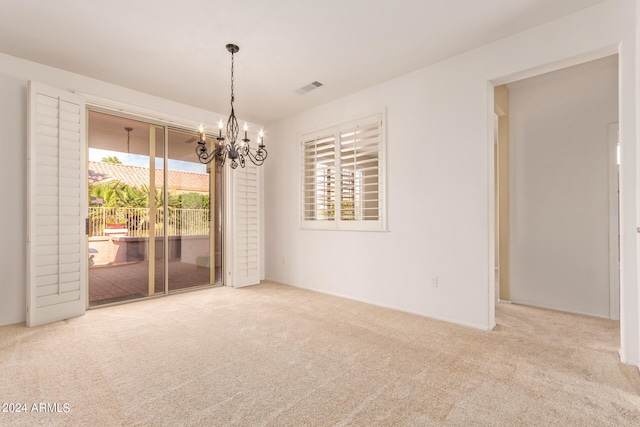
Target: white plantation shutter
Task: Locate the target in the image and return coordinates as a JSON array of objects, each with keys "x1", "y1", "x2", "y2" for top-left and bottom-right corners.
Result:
[
  {"x1": 27, "y1": 82, "x2": 86, "y2": 326},
  {"x1": 302, "y1": 132, "x2": 336, "y2": 223},
  {"x1": 301, "y1": 111, "x2": 385, "y2": 231},
  {"x1": 339, "y1": 118, "x2": 382, "y2": 226},
  {"x1": 230, "y1": 162, "x2": 260, "y2": 287}
]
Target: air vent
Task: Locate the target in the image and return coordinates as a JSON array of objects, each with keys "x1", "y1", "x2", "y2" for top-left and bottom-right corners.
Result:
[{"x1": 295, "y1": 81, "x2": 323, "y2": 95}]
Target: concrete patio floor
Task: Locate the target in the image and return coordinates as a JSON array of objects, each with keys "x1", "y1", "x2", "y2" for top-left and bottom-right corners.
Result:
[{"x1": 89, "y1": 260, "x2": 220, "y2": 306}]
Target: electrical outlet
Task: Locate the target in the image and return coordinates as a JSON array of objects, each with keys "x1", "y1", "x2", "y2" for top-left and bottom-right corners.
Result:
[{"x1": 432, "y1": 276, "x2": 439, "y2": 288}]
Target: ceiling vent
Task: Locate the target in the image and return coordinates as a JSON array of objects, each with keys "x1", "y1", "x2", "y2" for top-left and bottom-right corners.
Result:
[{"x1": 295, "y1": 81, "x2": 323, "y2": 95}]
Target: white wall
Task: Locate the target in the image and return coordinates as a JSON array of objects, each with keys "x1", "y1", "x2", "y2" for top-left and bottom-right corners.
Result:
[
  {"x1": 636, "y1": 0, "x2": 640, "y2": 369},
  {"x1": 508, "y1": 56, "x2": 618, "y2": 318},
  {"x1": 636, "y1": 0, "x2": 640, "y2": 368},
  {"x1": 0, "y1": 72, "x2": 28, "y2": 325},
  {"x1": 0, "y1": 53, "x2": 264, "y2": 326},
  {"x1": 264, "y1": 0, "x2": 640, "y2": 364}
]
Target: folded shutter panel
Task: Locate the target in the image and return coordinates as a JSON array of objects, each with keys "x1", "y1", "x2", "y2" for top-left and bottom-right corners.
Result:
[
  {"x1": 27, "y1": 81, "x2": 86, "y2": 326},
  {"x1": 230, "y1": 162, "x2": 260, "y2": 287}
]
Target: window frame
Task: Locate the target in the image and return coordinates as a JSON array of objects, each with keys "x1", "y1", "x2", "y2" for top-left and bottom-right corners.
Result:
[{"x1": 300, "y1": 110, "x2": 387, "y2": 232}]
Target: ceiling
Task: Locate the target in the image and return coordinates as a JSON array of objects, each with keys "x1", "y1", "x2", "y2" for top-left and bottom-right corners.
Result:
[
  {"x1": 0, "y1": 0, "x2": 606, "y2": 125},
  {"x1": 88, "y1": 110, "x2": 204, "y2": 162}
]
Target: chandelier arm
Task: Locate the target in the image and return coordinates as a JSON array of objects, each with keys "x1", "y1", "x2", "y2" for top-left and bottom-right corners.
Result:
[
  {"x1": 198, "y1": 152, "x2": 216, "y2": 164},
  {"x1": 245, "y1": 146, "x2": 268, "y2": 166},
  {"x1": 196, "y1": 142, "x2": 217, "y2": 164}
]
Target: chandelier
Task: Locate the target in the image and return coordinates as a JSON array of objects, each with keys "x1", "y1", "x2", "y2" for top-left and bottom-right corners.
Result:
[{"x1": 196, "y1": 44, "x2": 268, "y2": 169}]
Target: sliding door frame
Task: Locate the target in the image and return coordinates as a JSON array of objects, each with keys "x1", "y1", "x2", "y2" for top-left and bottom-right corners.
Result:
[{"x1": 85, "y1": 105, "x2": 224, "y2": 307}]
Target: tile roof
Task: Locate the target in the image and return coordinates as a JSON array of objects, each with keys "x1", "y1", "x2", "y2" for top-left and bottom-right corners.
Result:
[{"x1": 89, "y1": 161, "x2": 209, "y2": 193}]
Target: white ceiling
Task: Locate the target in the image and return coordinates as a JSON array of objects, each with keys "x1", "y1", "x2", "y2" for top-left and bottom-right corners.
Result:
[{"x1": 0, "y1": 0, "x2": 606, "y2": 125}]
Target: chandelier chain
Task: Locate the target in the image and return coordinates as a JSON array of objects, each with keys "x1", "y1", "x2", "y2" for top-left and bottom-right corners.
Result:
[{"x1": 230, "y1": 51, "x2": 235, "y2": 106}]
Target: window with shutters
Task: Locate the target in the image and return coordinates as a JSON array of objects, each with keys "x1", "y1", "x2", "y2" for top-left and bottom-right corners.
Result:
[{"x1": 301, "y1": 111, "x2": 386, "y2": 231}]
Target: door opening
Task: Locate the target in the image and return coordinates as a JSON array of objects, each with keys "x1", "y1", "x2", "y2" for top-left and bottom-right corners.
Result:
[
  {"x1": 493, "y1": 55, "x2": 619, "y2": 321},
  {"x1": 87, "y1": 110, "x2": 223, "y2": 307}
]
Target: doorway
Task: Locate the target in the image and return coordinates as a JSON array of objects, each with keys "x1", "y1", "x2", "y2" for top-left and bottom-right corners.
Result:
[
  {"x1": 87, "y1": 110, "x2": 223, "y2": 306},
  {"x1": 493, "y1": 55, "x2": 619, "y2": 320}
]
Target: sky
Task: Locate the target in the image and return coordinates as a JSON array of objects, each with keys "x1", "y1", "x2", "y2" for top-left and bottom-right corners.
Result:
[{"x1": 89, "y1": 148, "x2": 207, "y2": 173}]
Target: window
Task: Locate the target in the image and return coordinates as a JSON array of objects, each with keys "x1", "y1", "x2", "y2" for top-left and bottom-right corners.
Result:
[{"x1": 301, "y1": 112, "x2": 386, "y2": 231}]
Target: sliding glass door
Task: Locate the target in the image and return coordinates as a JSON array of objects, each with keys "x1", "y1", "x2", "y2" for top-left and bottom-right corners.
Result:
[
  {"x1": 166, "y1": 128, "x2": 220, "y2": 291},
  {"x1": 87, "y1": 111, "x2": 222, "y2": 307}
]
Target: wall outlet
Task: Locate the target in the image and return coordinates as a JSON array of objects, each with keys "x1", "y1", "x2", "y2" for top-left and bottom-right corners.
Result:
[{"x1": 432, "y1": 276, "x2": 439, "y2": 288}]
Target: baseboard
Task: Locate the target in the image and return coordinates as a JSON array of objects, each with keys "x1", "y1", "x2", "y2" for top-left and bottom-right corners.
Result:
[
  {"x1": 266, "y1": 279, "x2": 493, "y2": 331},
  {"x1": 0, "y1": 316, "x2": 26, "y2": 327},
  {"x1": 509, "y1": 299, "x2": 611, "y2": 319}
]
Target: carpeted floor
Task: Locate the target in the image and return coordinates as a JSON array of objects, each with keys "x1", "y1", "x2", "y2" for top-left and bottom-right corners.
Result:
[{"x1": 1, "y1": 282, "x2": 639, "y2": 426}]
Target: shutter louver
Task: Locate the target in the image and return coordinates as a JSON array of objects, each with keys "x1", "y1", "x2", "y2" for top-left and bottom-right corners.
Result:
[{"x1": 28, "y1": 82, "x2": 86, "y2": 326}]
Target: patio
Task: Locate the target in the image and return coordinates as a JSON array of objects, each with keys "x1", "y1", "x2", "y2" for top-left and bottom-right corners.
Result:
[{"x1": 89, "y1": 260, "x2": 219, "y2": 306}]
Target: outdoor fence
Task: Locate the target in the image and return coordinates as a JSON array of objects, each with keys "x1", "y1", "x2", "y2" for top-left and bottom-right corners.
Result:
[{"x1": 89, "y1": 207, "x2": 209, "y2": 237}]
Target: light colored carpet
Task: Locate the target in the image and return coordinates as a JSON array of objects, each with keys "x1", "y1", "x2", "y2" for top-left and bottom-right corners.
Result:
[{"x1": 1, "y1": 281, "x2": 639, "y2": 426}]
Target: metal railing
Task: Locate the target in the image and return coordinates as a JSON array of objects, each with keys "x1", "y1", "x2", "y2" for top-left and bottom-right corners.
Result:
[{"x1": 89, "y1": 207, "x2": 209, "y2": 237}]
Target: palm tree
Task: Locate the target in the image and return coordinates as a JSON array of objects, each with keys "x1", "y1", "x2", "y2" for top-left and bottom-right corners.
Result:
[{"x1": 101, "y1": 156, "x2": 122, "y2": 164}]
